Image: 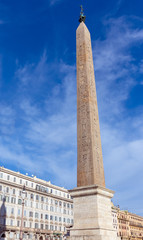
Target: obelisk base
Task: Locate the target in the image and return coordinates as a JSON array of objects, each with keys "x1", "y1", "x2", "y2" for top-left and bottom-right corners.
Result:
[{"x1": 69, "y1": 185, "x2": 119, "y2": 240}]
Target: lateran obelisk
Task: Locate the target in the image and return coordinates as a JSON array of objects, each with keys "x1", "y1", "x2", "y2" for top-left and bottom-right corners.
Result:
[{"x1": 69, "y1": 6, "x2": 119, "y2": 240}]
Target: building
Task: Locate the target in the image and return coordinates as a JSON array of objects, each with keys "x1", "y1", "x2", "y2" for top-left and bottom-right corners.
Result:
[
  {"x1": 111, "y1": 204, "x2": 143, "y2": 240},
  {"x1": 0, "y1": 166, "x2": 73, "y2": 240}
]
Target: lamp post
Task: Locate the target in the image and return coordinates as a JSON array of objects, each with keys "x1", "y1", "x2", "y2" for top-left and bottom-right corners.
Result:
[{"x1": 19, "y1": 185, "x2": 26, "y2": 240}]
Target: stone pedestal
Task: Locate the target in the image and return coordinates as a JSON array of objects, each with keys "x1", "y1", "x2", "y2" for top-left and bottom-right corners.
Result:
[{"x1": 69, "y1": 185, "x2": 118, "y2": 240}]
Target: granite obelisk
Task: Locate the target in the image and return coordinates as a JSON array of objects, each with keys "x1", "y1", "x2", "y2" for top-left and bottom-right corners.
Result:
[
  {"x1": 76, "y1": 9, "x2": 105, "y2": 189},
  {"x1": 69, "y1": 6, "x2": 119, "y2": 240}
]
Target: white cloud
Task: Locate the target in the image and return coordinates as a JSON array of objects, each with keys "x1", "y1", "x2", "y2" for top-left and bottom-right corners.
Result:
[{"x1": 0, "y1": 16, "x2": 143, "y2": 215}]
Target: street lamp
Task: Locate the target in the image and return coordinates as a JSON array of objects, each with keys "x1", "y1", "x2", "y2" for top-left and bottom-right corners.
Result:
[{"x1": 19, "y1": 185, "x2": 26, "y2": 240}]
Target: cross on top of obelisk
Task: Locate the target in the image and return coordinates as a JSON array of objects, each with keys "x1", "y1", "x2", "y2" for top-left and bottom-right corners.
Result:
[{"x1": 79, "y1": 5, "x2": 86, "y2": 23}]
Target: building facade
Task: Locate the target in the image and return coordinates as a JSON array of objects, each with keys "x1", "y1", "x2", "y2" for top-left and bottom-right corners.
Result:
[
  {"x1": 0, "y1": 166, "x2": 73, "y2": 240},
  {"x1": 111, "y1": 205, "x2": 143, "y2": 240}
]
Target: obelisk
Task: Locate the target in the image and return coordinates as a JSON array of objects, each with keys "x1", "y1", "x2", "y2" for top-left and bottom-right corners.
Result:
[
  {"x1": 76, "y1": 8, "x2": 105, "y2": 188},
  {"x1": 69, "y1": 6, "x2": 119, "y2": 240}
]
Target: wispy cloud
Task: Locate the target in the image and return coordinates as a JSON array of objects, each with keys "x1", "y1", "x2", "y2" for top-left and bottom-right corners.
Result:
[
  {"x1": 0, "y1": 15, "x2": 143, "y2": 215},
  {"x1": 92, "y1": 16, "x2": 143, "y2": 214}
]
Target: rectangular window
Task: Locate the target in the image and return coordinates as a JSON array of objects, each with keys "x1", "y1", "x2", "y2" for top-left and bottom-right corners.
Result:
[
  {"x1": 18, "y1": 209, "x2": 20, "y2": 215},
  {"x1": 45, "y1": 214, "x2": 48, "y2": 220},
  {"x1": 13, "y1": 189, "x2": 15, "y2": 194},
  {"x1": 0, "y1": 173, "x2": 3, "y2": 178},
  {"x1": 45, "y1": 225, "x2": 48, "y2": 230},
  {"x1": 35, "y1": 212, "x2": 39, "y2": 218},
  {"x1": 36, "y1": 195, "x2": 39, "y2": 201},
  {"x1": 17, "y1": 220, "x2": 20, "y2": 227},
  {"x1": 0, "y1": 185, "x2": 2, "y2": 191},
  {"x1": 18, "y1": 199, "x2": 22, "y2": 205},
  {"x1": 41, "y1": 224, "x2": 44, "y2": 229},
  {"x1": 20, "y1": 179, "x2": 22, "y2": 184},
  {"x1": 13, "y1": 177, "x2": 16, "y2": 182},
  {"x1": 30, "y1": 194, "x2": 34, "y2": 200},
  {"x1": 50, "y1": 215, "x2": 53, "y2": 221},
  {"x1": 7, "y1": 175, "x2": 10, "y2": 180},
  {"x1": 11, "y1": 208, "x2": 14, "y2": 214},
  {"x1": 24, "y1": 210, "x2": 26, "y2": 217},
  {"x1": 29, "y1": 211, "x2": 33, "y2": 217},
  {"x1": 35, "y1": 223, "x2": 38, "y2": 229}
]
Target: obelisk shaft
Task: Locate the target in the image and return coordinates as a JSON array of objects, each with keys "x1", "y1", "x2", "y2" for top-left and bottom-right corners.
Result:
[{"x1": 77, "y1": 22, "x2": 105, "y2": 187}]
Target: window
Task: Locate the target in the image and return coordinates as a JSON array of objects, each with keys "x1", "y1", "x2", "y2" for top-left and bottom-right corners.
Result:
[
  {"x1": 35, "y1": 212, "x2": 39, "y2": 218},
  {"x1": 29, "y1": 211, "x2": 33, "y2": 217},
  {"x1": 55, "y1": 200, "x2": 58, "y2": 205},
  {"x1": 6, "y1": 187, "x2": 9, "y2": 193},
  {"x1": 11, "y1": 208, "x2": 14, "y2": 214},
  {"x1": 35, "y1": 223, "x2": 38, "y2": 229},
  {"x1": 19, "y1": 191, "x2": 22, "y2": 196},
  {"x1": 59, "y1": 217, "x2": 62, "y2": 222},
  {"x1": 55, "y1": 216, "x2": 57, "y2": 221},
  {"x1": 18, "y1": 209, "x2": 20, "y2": 215},
  {"x1": 36, "y1": 195, "x2": 39, "y2": 201},
  {"x1": 7, "y1": 175, "x2": 10, "y2": 180},
  {"x1": 50, "y1": 225, "x2": 53, "y2": 230},
  {"x1": 31, "y1": 183, "x2": 33, "y2": 188},
  {"x1": 63, "y1": 218, "x2": 66, "y2": 222},
  {"x1": 24, "y1": 221, "x2": 26, "y2": 227},
  {"x1": 67, "y1": 203, "x2": 70, "y2": 208},
  {"x1": 59, "y1": 201, "x2": 62, "y2": 207},
  {"x1": 41, "y1": 196, "x2": 44, "y2": 202},
  {"x1": 13, "y1": 177, "x2": 16, "y2": 182},
  {"x1": 46, "y1": 198, "x2": 48, "y2": 203},
  {"x1": 55, "y1": 226, "x2": 57, "y2": 231},
  {"x1": 45, "y1": 214, "x2": 48, "y2": 220},
  {"x1": 20, "y1": 179, "x2": 22, "y2": 184},
  {"x1": 41, "y1": 214, "x2": 43, "y2": 219},
  {"x1": 50, "y1": 206, "x2": 54, "y2": 212},
  {"x1": 11, "y1": 220, "x2": 13, "y2": 226},
  {"x1": 24, "y1": 210, "x2": 26, "y2": 217},
  {"x1": 45, "y1": 225, "x2": 48, "y2": 230},
  {"x1": 36, "y1": 203, "x2": 38, "y2": 208},
  {"x1": 18, "y1": 199, "x2": 22, "y2": 205},
  {"x1": 30, "y1": 194, "x2": 34, "y2": 200},
  {"x1": 0, "y1": 173, "x2": 3, "y2": 178},
  {"x1": 26, "y1": 181, "x2": 28, "y2": 186},
  {"x1": 50, "y1": 215, "x2": 53, "y2": 221},
  {"x1": 64, "y1": 202, "x2": 66, "y2": 207},
  {"x1": 17, "y1": 221, "x2": 20, "y2": 227},
  {"x1": 46, "y1": 205, "x2": 48, "y2": 211},
  {"x1": 13, "y1": 189, "x2": 15, "y2": 194},
  {"x1": 0, "y1": 185, "x2": 2, "y2": 191},
  {"x1": 71, "y1": 204, "x2": 73, "y2": 209},
  {"x1": 5, "y1": 196, "x2": 9, "y2": 202},
  {"x1": 41, "y1": 224, "x2": 44, "y2": 229}
]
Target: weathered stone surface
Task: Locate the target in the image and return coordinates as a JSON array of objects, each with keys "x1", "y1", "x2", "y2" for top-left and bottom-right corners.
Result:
[
  {"x1": 69, "y1": 186, "x2": 118, "y2": 240},
  {"x1": 76, "y1": 22, "x2": 105, "y2": 188}
]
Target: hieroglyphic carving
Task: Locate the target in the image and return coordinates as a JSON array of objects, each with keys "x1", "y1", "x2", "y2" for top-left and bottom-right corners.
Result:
[{"x1": 76, "y1": 22, "x2": 105, "y2": 187}]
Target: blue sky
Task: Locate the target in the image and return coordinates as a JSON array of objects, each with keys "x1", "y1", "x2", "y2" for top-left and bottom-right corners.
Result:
[{"x1": 0, "y1": 0, "x2": 143, "y2": 216}]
